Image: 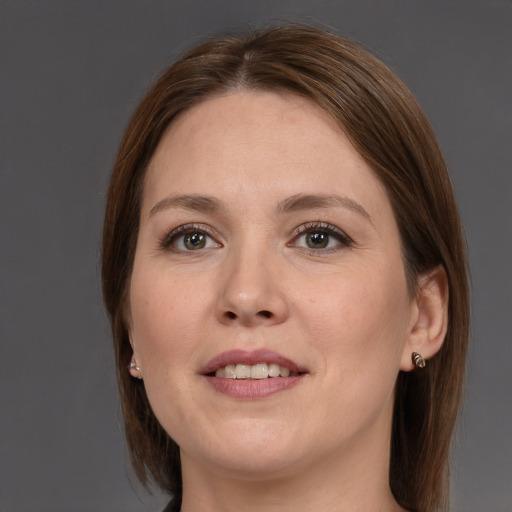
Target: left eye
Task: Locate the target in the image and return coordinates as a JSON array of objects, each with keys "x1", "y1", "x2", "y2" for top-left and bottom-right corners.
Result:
[{"x1": 291, "y1": 224, "x2": 352, "y2": 251}]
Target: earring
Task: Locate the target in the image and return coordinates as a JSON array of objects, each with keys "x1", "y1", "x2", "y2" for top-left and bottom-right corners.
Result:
[
  {"x1": 412, "y1": 352, "x2": 426, "y2": 369},
  {"x1": 128, "y1": 360, "x2": 140, "y2": 371},
  {"x1": 128, "y1": 358, "x2": 142, "y2": 379}
]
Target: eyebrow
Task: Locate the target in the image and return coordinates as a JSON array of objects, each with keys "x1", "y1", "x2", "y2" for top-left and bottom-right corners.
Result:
[
  {"x1": 277, "y1": 193, "x2": 373, "y2": 223},
  {"x1": 149, "y1": 192, "x2": 372, "y2": 224},
  {"x1": 149, "y1": 194, "x2": 221, "y2": 218}
]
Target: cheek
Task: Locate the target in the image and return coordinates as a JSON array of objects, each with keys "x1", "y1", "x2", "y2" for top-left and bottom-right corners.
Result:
[
  {"x1": 295, "y1": 264, "x2": 410, "y2": 373},
  {"x1": 129, "y1": 268, "x2": 212, "y2": 370},
  {"x1": 128, "y1": 269, "x2": 215, "y2": 430},
  {"x1": 296, "y1": 268, "x2": 410, "y2": 430}
]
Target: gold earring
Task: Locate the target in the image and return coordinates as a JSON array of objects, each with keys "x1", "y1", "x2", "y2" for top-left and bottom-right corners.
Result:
[{"x1": 412, "y1": 352, "x2": 426, "y2": 368}]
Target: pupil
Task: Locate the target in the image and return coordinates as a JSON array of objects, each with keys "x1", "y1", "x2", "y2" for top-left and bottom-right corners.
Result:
[
  {"x1": 185, "y1": 232, "x2": 205, "y2": 249},
  {"x1": 307, "y1": 232, "x2": 328, "y2": 248}
]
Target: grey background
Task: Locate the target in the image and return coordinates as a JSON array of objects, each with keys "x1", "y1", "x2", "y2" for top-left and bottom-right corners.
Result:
[{"x1": 0, "y1": 1, "x2": 510, "y2": 511}]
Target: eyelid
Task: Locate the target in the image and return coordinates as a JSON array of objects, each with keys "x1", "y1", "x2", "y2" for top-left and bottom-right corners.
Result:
[
  {"x1": 159, "y1": 223, "x2": 222, "y2": 252},
  {"x1": 289, "y1": 221, "x2": 354, "y2": 249}
]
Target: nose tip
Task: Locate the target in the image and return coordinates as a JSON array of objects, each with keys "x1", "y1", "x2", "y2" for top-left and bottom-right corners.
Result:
[{"x1": 216, "y1": 261, "x2": 289, "y2": 327}]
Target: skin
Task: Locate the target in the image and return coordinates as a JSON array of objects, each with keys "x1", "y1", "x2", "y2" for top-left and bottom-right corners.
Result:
[{"x1": 128, "y1": 91, "x2": 447, "y2": 512}]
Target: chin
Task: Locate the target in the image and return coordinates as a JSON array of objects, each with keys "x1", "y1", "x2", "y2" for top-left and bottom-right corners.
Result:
[
  {"x1": 178, "y1": 418, "x2": 304, "y2": 478},
  {"x1": 195, "y1": 448, "x2": 301, "y2": 481}
]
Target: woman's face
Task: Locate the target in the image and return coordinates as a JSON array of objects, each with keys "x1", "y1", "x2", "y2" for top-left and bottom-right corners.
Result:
[{"x1": 128, "y1": 91, "x2": 418, "y2": 479}]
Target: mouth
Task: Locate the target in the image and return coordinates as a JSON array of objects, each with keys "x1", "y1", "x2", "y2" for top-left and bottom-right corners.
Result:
[
  {"x1": 200, "y1": 349, "x2": 307, "y2": 398},
  {"x1": 212, "y1": 362, "x2": 299, "y2": 379}
]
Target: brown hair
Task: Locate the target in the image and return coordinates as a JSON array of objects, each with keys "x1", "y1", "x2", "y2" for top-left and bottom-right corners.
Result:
[{"x1": 102, "y1": 24, "x2": 469, "y2": 512}]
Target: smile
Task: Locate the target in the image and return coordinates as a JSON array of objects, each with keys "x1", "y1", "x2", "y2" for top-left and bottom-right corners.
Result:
[
  {"x1": 200, "y1": 349, "x2": 307, "y2": 398},
  {"x1": 214, "y1": 363, "x2": 298, "y2": 379}
]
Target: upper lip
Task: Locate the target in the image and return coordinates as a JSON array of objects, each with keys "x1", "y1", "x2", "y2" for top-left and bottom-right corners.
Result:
[{"x1": 199, "y1": 349, "x2": 307, "y2": 375}]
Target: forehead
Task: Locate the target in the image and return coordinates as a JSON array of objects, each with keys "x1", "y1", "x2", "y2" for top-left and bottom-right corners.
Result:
[
  {"x1": 149, "y1": 90, "x2": 353, "y2": 167},
  {"x1": 142, "y1": 91, "x2": 390, "y2": 220},
  {"x1": 164, "y1": 90, "x2": 341, "y2": 142}
]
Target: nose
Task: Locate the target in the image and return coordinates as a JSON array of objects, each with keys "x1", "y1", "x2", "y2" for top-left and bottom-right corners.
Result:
[{"x1": 215, "y1": 243, "x2": 289, "y2": 327}]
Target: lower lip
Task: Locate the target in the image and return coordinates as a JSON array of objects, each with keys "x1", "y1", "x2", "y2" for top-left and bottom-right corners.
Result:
[{"x1": 204, "y1": 376, "x2": 303, "y2": 399}]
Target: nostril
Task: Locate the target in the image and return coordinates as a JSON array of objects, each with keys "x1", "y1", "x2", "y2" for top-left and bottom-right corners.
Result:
[{"x1": 221, "y1": 309, "x2": 276, "y2": 323}]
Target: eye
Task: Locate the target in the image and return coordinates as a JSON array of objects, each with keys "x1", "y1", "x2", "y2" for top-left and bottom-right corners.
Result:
[
  {"x1": 290, "y1": 222, "x2": 352, "y2": 252},
  {"x1": 160, "y1": 224, "x2": 221, "y2": 252}
]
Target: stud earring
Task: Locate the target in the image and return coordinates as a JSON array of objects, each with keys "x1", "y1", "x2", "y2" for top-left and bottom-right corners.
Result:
[
  {"x1": 128, "y1": 360, "x2": 140, "y2": 371},
  {"x1": 128, "y1": 358, "x2": 142, "y2": 379},
  {"x1": 412, "y1": 352, "x2": 426, "y2": 369}
]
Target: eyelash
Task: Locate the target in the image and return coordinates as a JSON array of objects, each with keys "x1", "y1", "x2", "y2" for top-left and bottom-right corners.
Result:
[
  {"x1": 159, "y1": 224, "x2": 221, "y2": 253},
  {"x1": 159, "y1": 221, "x2": 353, "y2": 254},
  {"x1": 289, "y1": 221, "x2": 353, "y2": 253}
]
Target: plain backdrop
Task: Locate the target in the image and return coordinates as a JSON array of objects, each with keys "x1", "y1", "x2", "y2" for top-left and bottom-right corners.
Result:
[{"x1": 0, "y1": 1, "x2": 510, "y2": 511}]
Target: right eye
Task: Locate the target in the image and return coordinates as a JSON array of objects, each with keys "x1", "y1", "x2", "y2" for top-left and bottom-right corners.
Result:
[{"x1": 160, "y1": 225, "x2": 221, "y2": 252}]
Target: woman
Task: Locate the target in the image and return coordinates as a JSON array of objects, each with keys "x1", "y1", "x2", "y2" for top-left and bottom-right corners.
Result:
[{"x1": 102, "y1": 24, "x2": 469, "y2": 512}]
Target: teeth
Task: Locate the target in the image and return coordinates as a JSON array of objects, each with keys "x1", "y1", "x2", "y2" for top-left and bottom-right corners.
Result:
[
  {"x1": 279, "y1": 366, "x2": 290, "y2": 377},
  {"x1": 268, "y1": 363, "x2": 280, "y2": 377},
  {"x1": 224, "y1": 364, "x2": 236, "y2": 379},
  {"x1": 235, "y1": 364, "x2": 251, "y2": 379},
  {"x1": 214, "y1": 362, "x2": 296, "y2": 379},
  {"x1": 250, "y1": 363, "x2": 268, "y2": 379}
]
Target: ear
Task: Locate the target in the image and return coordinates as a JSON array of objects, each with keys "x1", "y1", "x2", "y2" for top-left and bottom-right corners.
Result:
[{"x1": 400, "y1": 265, "x2": 449, "y2": 371}]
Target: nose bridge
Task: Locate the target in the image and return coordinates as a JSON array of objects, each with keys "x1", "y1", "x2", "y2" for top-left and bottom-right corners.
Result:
[{"x1": 216, "y1": 233, "x2": 288, "y2": 326}]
